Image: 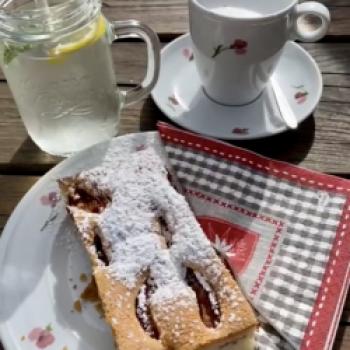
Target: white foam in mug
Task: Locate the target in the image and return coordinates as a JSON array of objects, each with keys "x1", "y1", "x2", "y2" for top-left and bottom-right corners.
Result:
[{"x1": 211, "y1": 6, "x2": 262, "y2": 18}]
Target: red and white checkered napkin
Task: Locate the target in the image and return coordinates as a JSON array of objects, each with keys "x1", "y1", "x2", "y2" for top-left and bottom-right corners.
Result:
[{"x1": 157, "y1": 122, "x2": 350, "y2": 350}]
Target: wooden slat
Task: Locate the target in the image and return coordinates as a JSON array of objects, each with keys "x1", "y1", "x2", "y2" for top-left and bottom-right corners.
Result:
[
  {"x1": 0, "y1": 216, "x2": 8, "y2": 232},
  {"x1": 101, "y1": 0, "x2": 350, "y2": 39},
  {"x1": 0, "y1": 1, "x2": 349, "y2": 349},
  {"x1": 1, "y1": 79, "x2": 350, "y2": 174},
  {"x1": 317, "y1": 0, "x2": 350, "y2": 5},
  {"x1": 334, "y1": 325, "x2": 350, "y2": 350},
  {"x1": 344, "y1": 290, "x2": 350, "y2": 323},
  {"x1": 113, "y1": 42, "x2": 350, "y2": 85},
  {"x1": 0, "y1": 176, "x2": 38, "y2": 218},
  {"x1": 1, "y1": 41, "x2": 350, "y2": 83}
]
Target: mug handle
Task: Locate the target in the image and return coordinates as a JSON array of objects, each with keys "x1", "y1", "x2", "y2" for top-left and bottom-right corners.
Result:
[
  {"x1": 292, "y1": 2, "x2": 331, "y2": 42},
  {"x1": 110, "y1": 20, "x2": 161, "y2": 106}
]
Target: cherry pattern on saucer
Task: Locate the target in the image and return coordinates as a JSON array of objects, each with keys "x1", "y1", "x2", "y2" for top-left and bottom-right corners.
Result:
[
  {"x1": 182, "y1": 48, "x2": 194, "y2": 61},
  {"x1": 232, "y1": 128, "x2": 249, "y2": 135},
  {"x1": 293, "y1": 85, "x2": 309, "y2": 104},
  {"x1": 167, "y1": 94, "x2": 181, "y2": 111}
]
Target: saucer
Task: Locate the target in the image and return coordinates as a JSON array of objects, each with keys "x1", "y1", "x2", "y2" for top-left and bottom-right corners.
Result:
[{"x1": 151, "y1": 34, "x2": 323, "y2": 140}]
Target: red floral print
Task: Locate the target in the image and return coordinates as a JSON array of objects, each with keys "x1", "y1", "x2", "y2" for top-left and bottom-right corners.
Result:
[
  {"x1": 167, "y1": 95, "x2": 181, "y2": 112},
  {"x1": 40, "y1": 191, "x2": 59, "y2": 208},
  {"x1": 295, "y1": 91, "x2": 308, "y2": 104},
  {"x1": 198, "y1": 217, "x2": 259, "y2": 274},
  {"x1": 230, "y1": 39, "x2": 248, "y2": 55},
  {"x1": 168, "y1": 95, "x2": 179, "y2": 106},
  {"x1": 232, "y1": 128, "x2": 249, "y2": 135},
  {"x1": 293, "y1": 85, "x2": 308, "y2": 104},
  {"x1": 212, "y1": 39, "x2": 248, "y2": 58},
  {"x1": 28, "y1": 325, "x2": 55, "y2": 349},
  {"x1": 182, "y1": 48, "x2": 194, "y2": 61}
]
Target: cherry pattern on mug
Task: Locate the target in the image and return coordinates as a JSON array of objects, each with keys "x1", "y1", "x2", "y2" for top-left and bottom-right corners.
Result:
[{"x1": 212, "y1": 39, "x2": 248, "y2": 58}]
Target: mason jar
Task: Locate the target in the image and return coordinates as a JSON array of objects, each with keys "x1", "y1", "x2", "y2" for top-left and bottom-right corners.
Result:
[{"x1": 0, "y1": 0, "x2": 160, "y2": 156}]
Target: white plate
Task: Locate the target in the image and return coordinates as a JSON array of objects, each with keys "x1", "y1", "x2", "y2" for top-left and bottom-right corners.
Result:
[
  {"x1": 0, "y1": 132, "x2": 165, "y2": 350},
  {"x1": 152, "y1": 34, "x2": 323, "y2": 140}
]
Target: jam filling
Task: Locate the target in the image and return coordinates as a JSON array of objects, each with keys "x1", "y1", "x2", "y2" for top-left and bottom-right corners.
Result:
[
  {"x1": 135, "y1": 278, "x2": 160, "y2": 339},
  {"x1": 93, "y1": 234, "x2": 110, "y2": 266},
  {"x1": 185, "y1": 268, "x2": 221, "y2": 328},
  {"x1": 68, "y1": 186, "x2": 110, "y2": 214}
]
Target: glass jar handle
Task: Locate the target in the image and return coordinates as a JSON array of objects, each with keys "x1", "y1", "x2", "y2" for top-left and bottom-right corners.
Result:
[{"x1": 110, "y1": 20, "x2": 161, "y2": 106}]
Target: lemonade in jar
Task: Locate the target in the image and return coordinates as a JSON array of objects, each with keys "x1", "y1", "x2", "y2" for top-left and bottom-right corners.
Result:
[{"x1": 0, "y1": 0, "x2": 160, "y2": 156}]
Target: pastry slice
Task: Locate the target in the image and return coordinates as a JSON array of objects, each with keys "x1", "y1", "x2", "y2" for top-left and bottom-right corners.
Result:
[{"x1": 59, "y1": 148, "x2": 257, "y2": 350}]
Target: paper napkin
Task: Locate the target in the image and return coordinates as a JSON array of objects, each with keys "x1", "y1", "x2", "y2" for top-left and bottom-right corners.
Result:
[{"x1": 158, "y1": 122, "x2": 350, "y2": 350}]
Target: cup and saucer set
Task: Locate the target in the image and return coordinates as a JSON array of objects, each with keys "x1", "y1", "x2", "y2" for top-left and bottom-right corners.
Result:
[{"x1": 152, "y1": 0, "x2": 330, "y2": 140}]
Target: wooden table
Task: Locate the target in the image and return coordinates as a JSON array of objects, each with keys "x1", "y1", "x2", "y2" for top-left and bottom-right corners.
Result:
[{"x1": 0, "y1": 0, "x2": 349, "y2": 349}]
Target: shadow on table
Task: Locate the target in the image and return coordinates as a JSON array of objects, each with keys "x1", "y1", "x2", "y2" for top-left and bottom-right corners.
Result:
[
  {"x1": 4, "y1": 137, "x2": 60, "y2": 174},
  {"x1": 232, "y1": 115, "x2": 316, "y2": 166},
  {"x1": 139, "y1": 98, "x2": 167, "y2": 131},
  {"x1": 333, "y1": 324, "x2": 349, "y2": 350},
  {"x1": 142, "y1": 98, "x2": 316, "y2": 166}
]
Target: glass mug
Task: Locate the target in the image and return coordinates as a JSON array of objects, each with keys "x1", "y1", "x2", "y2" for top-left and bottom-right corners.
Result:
[{"x1": 0, "y1": 0, "x2": 160, "y2": 156}]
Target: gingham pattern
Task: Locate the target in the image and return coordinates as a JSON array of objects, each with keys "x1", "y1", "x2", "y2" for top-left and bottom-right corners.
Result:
[
  {"x1": 256, "y1": 324, "x2": 294, "y2": 350},
  {"x1": 163, "y1": 143, "x2": 346, "y2": 349}
]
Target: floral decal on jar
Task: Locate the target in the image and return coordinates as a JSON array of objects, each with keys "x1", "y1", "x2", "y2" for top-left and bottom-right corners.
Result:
[
  {"x1": 293, "y1": 85, "x2": 309, "y2": 104},
  {"x1": 28, "y1": 324, "x2": 55, "y2": 349},
  {"x1": 182, "y1": 48, "x2": 194, "y2": 61},
  {"x1": 212, "y1": 39, "x2": 248, "y2": 58}
]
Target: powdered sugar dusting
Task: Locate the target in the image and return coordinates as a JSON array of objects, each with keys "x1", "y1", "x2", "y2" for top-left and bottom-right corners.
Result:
[{"x1": 68, "y1": 148, "x2": 243, "y2": 316}]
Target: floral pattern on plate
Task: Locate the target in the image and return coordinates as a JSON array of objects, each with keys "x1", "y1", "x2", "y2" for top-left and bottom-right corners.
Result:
[
  {"x1": 28, "y1": 324, "x2": 55, "y2": 349},
  {"x1": 40, "y1": 192, "x2": 60, "y2": 208},
  {"x1": 40, "y1": 191, "x2": 61, "y2": 232}
]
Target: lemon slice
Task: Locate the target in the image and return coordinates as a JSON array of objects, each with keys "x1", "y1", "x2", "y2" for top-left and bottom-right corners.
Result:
[{"x1": 49, "y1": 16, "x2": 106, "y2": 62}]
